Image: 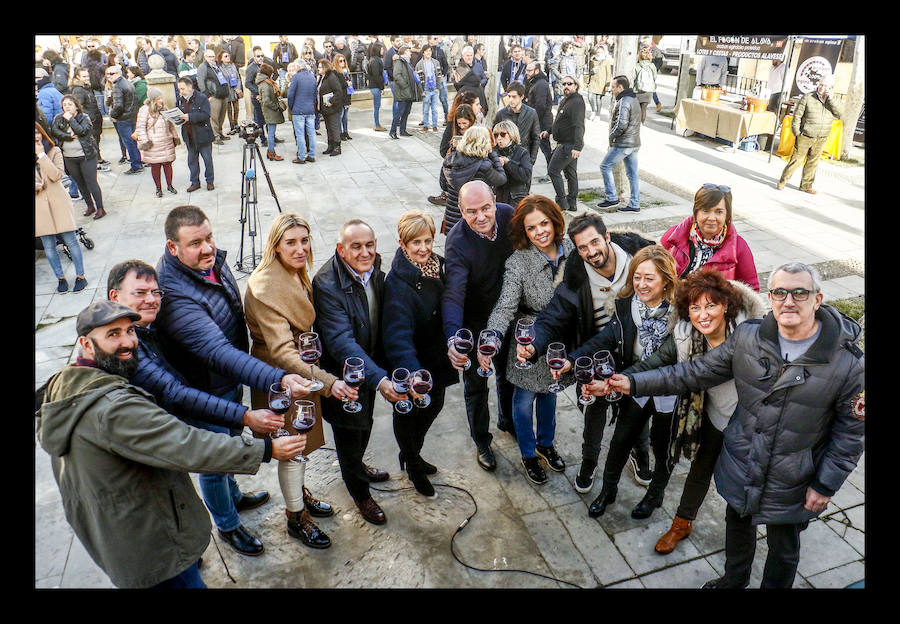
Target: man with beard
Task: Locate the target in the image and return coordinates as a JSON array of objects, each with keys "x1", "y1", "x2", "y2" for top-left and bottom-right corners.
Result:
[
  {"x1": 547, "y1": 74, "x2": 585, "y2": 211},
  {"x1": 35, "y1": 301, "x2": 306, "y2": 588},
  {"x1": 154, "y1": 206, "x2": 312, "y2": 556},
  {"x1": 518, "y1": 214, "x2": 655, "y2": 495}
]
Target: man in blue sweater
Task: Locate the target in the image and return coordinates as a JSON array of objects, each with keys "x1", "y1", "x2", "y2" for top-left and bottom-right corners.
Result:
[
  {"x1": 287, "y1": 62, "x2": 318, "y2": 164},
  {"x1": 442, "y1": 181, "x2": 516, "y2": 471}
]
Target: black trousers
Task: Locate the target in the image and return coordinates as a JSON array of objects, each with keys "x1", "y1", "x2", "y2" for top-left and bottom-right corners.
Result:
[
  {"x1": 579, "y1": 389, "x2": 651, "y2": 466},
  {"x1": 461, "y1": 332, "x2": 514, "y2": 450},
  {"x1": 539, "y1": 135, "x2": 553, "y2": 169},
  {"x1": 89, "y1": 114, "x2": 104, "y2": 160},
  {"x1": 393, "y1": 384, "x2": 446, "y2": 468},
  {"x1": 601, "y1": 398, "x2": 674, "y2": 495},
  {"x1": 323, "y1": 111, "x2": 342, "y2": 147},
  {"x1": 63, "y1": 155, "x2": 104, "y2": 210},
  {"x1": 330, "y1": 419, "x2": 375, "y2": 503},
  {"x1": 547, "y1": 143, "x2": 578, "y2": 210},
  {"x1": 723, "y1": 504, "x2": 809, "y2": 588},
  {"x1": 676, "y1": 413, "x2": 724, "y2": 520}
]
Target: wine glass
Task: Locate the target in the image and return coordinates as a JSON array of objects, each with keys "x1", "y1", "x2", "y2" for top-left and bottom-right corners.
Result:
[
  {"x1": 514, "y1": 318, "x2": 536, "y2": 370},
  {"x1": 593, "y1": 350, "x2": 621, "y2": 402},
  {"x1": 546, "y1": 342, "x2": 567, "y2": 393},
  {"x1": 574, "y1": 356, "x2": 596, "y2": 405},
  {"x1": 291, "y1": 400, "x2": 316, "y2": 463},
  {"x1": 392, "y1": 368, "x2": 413, "y2": 414},
  {"x1": 268, "y1": 382, "x2": 300, "y2": 463},
  {"x1": 342, "y1": 357, "x2": 365, "y2": 413},
  {"x1": 298, "y1": 332, "x2": 325, "y2": 392},
  {"x1": 453, "y1": 328, "x2": 474, "y2": 371},
  {"x1": 477, "y1": 329, "x2": 500, "y2": 378},
  {"x1": 410, "y1": 369, "x2": 433, "y2": 408}
]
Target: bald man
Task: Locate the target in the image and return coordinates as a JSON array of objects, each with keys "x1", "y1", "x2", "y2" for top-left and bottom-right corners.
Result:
[
  {"x1": 442, "y1": 181, "x2": 516, "y2": 471},
  {"x1": 312, "y1": 219, "x2": 403, "y2": 525}
]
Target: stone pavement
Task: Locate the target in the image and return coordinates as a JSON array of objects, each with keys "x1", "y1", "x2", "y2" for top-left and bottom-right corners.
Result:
[{"x1": 34, "y1": 73, "x2": 864, "y2": 588}]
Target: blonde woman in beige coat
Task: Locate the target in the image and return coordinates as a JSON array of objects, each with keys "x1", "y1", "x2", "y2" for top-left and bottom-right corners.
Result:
[
  {"x1": 244, "y1": 213, "x2": 358, "y2": 550},
  {"x1": 35, "y1": 123, "x2": 88, "y2": 293},
  {"x1": 136, "y1": 87, "x2": 180, "y2": 198}
]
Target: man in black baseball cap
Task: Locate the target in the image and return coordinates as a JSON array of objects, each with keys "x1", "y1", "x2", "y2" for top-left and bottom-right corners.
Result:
[{"x1": 35, "y1": 300, "x2": 306, "y2": 588}]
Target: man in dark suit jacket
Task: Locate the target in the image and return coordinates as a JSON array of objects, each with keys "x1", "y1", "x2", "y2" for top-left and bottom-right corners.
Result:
[
  {"x1": 500, "y1": 44, "x2": 528, "y2": 92},
  {"x1": 176, "y1": 77, "x2": 215, "y2": 192},
  {"x1": 312, "y1": 220, "x2": 405, "y2": 525},
  {"x1": 493, "y1": 81, "x2": 541, "y2": 164}
]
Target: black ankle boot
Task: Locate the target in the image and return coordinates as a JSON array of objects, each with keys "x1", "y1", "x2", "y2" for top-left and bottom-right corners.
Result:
[
  {"x1": 323, "y1": 142, "x2": 334, "y2": 155},
  {"x1": 329, "y1": 144, "x2": 341, "y2": 156},
  {"x1": 286, "y1": 509, "x2": 331, "y2": 549},
  {"x1": 400, "y1": 452, "x2": 437, "y2": 476},
  {"x1": 631, "y1": 487, "x2": 665, "y2": 519},
  {"x1": 407, "y1": 459, "x2": 436, "y2": 498},
  {"x1": 588, "y1": 483, "x2": 618, "y2": 518}
]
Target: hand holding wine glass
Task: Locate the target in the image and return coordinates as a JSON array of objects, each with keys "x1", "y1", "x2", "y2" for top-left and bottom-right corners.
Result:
[
  {"x1": 280, "y1": 374, "x2": 313, "y2": 399},
  {"x1": 290, "y1": 400, "x2": 317, "y2": 463},
  {"x1": 242, "y1": 408, "x2": 285, "y2": 435},
  {"x1": 449, "y1": 328, "x2": 474, "y2": 371},
  {"x1": 514, "y1": 319, "x2": 536, "y2": 369},
  {"x1": 409, "y1": 369, "x2": 433, "y2": 408},
  {"x1": 391, "y1": 368, "x2": 413, "y2": 414},
  {"x1": 546, "y1": 342, "x2": 567, "y2": 393},
  {"x1": 573, "y1": 356, "x2": 595, "y2": 405},
  {"x1": 342, "y1": 357, "x2": 365, "y2": 413},
  {"x1": 477, "y1": 329, "x2": 500, "y2": 378},
  {"x1": 271, "y1": 433, "x2": 307, "y2": 461},
  {"x1": 268, "y1": 382, "x2": 303, "y2": 463},
  {"x1": 298, "y1": 332, "x2": 325, "y2": 392},
  {"x1": 604, "y1": 373, "x2": 631, "y2": 396},
  {"x1": 593, "y1": 351, "x2": 621, "y2": 402}
]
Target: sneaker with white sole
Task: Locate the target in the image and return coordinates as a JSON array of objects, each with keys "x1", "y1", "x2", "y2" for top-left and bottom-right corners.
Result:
[
  {"x1": 574, "y1": 461, "x2": 597, "y2": 493},
  {"x1": 629, "y1": 450, "x2": 653, "y2": 487}
]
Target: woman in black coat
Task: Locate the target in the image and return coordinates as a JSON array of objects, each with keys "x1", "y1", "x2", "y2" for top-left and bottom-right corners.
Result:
[
  {"x1": 491, "y1": 119, "x2": 533, "y2": 207},
  {"x1": 382, "y1": 210, "x2": 458, "y2": 498},
  {"x1": 50, "y1": 95, "x2": 105, "y2": 218},
  {"x1": 316, "y1": 59, "x2": 345, "y2": 157},
  {"x1": 366, "y1": 42, "x2": 386, "y2": 131}
]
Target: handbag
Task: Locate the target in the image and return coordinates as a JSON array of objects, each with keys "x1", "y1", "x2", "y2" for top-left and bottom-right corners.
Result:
[{"x1": 279, "y1": 98, "x2": 287, "y2": 111}]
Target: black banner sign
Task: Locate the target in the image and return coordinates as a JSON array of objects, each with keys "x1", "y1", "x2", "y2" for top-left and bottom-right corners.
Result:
[
  {"x1": 790, "y1": 37, "x2": 843, "y2": 98},
  {"x1": 695, "y1": 35, "x2": 789, "y2": 60}
]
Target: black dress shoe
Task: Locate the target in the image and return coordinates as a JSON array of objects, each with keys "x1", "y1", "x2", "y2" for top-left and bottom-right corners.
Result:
[
  {"x1": 521, "y1": 456, "x2": 548, "y2": 484},
  {"x1": 364, "y1": 464, "x2": 390, "y2": 482},
  {"x1": 631, "y1": 489, "x2": 664, "y2": 519},
  {"x1": 389, "y1": 131, "x2": 398, "y2": 139},
  {"x1": 497, "y1": 422, "x2": 517, "y2": 440},
  {"x1": 399, "y1": 131, "x2": 413, "y2": 137},
  {"x1": 701, "y1": 576, "x2": 750, "y2": 589},
  {"x1": 218, "y1": 524, "x2": 264, "y2": 556},
  {"x1": 287, "y1": 510, "x2": 332, "y2": 549},
  {"x1": 476, "y1": 445, "x2": 497, "y2": 472},
  {"x1": 399, "y1": 452, "x2": 437, "y2": 475},
  {"x1": 302, "y1": 487, "x2": 335, "y2": 518},
  {"x1": 235, "y1": 490, "x2": 270, "y2": 512},
  {"x1": 588, "y1": 484, "x2": 618, "y2": 518},
  {"x1": 536, "y1": 445, "x2": 566, "y2": 472}
]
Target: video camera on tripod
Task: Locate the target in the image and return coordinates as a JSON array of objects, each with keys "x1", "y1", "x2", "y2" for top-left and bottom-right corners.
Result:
[
  {"x1": 238, "y1": 120, "x2": 263, "y2": 143},
  {"x1": 235, "y1": 121, "x2": 282, "y2": 274}
]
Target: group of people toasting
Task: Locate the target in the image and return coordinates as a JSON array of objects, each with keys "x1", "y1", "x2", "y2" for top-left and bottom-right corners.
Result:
[{"x1": 40, "y1": 176, "x2": 862, "y2": 589}]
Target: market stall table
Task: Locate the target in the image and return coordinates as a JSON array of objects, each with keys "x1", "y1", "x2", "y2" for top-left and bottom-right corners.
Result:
[
  {"x1": 776, "y1": 116, "x2": 844, "y2": 162},
  {"x1": 675, "y1": 98, "x2": 777, "y2": 152}
]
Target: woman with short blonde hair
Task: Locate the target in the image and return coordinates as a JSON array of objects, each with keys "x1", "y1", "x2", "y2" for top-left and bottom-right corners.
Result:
[
  {"x1": 382, "y1": 208, "x2": 458, "y2": 497},
  {"x1": 243, "y1": 212, "x2": 357, "y2": 549},
  {"x1": 457, "y1": 125, "x2": 493, "y2": 158},
  {"x1": 439, "y1": 124, "x2": 508, "y2": 230}
]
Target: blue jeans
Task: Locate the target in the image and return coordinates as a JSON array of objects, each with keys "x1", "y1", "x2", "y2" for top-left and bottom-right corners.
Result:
[
  {"x1": 40, "y1": 231, "x2": 85, "y2": 279},
  {"x1": 186, "y1": 141, "x2": 214, "y2": 185},
  {"x1": 390, "y1": 100, "x2": 412, "y2": 134},
  {"x1": 114, "y1": 120, "x2": 143, "y2": 170},
  {"x1": 438, "y1": 82, "x2": 448, "y2": 118},
  {"x1": 600, "y1": 147, "x2": 640, "y2": 208},
  {"x1": 277, "y1": 68, "x2": 287, "y2": 91},
  {"x1": 652, "y1": 91, "x2": 660, "y2": 106},
  {"x1": 93, "y1": 90, "x2": 108, "y2": 116},
  {"x1": 512, "y1": 387, "x2": 557, "y2": 458},
  {"x1": 389, "y1": 81, "x2": 400, "y2": 119},
  {"x1": 369, "y1": 88, "x2": 382, "y2": 126},
  {"x1": 422, "y1": 89, "x2": 439, "y2": 127},
  {"x1": 266, "y1": 123, "x2": 278, "y2": 152},
  {"x1": 340, "y1": 106, "x2": 349, "y2": 134},
  {"x1": 150, "y1": 562, "x2": 206, "y2": 589},
  {"x1": 63, "y1": 175, "x2": 80, "y2": 198},
  {"x1": 292, "y1": 114, "x2": 316, "y2": 159},
  {"x1": 251, "y1": 97, "x2": 266, "y2": 136}
]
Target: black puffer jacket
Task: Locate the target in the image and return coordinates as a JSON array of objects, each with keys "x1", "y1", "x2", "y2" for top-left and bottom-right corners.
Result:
[
  {"x1": 70, "y1": 81, "x2": 100, "y2": 121},
  {"x1": 629, "y1": 305, "x2": 865, "y2": 525},
  {"x1": 494, "y1": 143, "x2": 532, "y2": 207},
  {"x1": 439, "y1": 149, "x2": 508, "y2": 231},
  {"x1": 50, "y1": 112, "x2": 98, "y2": 160},
  {"x1": 107, "y1": 76, "x2": 138, "y2": 123},
  {"x1": 609, "y1": 87, "x2": 641, "y2": 148}
]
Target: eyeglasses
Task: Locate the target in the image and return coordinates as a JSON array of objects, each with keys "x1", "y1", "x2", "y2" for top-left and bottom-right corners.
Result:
[
  {"x1": 130, "y1": 289, "x2": 165, "y2": 299},
  {"x1": 702, "y1": 183, "x2": 732, "y2": 194},
  {"x1": 493, "y1": 131, "x2": 508, "y2": 138},
  {"x1": 769, "y1": 288, "x2": 815, "y2": 302},
  {"x1": 561, "y1": 81, "x2": 575, "y2": 86}
]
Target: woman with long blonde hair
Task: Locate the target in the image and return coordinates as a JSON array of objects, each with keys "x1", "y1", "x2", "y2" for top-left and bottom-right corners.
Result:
[{"x1": 243, "y1": 213, "x2": 357, "y2": 550}]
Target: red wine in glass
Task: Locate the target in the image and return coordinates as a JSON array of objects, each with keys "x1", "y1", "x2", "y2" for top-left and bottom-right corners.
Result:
[
  {"x1": 477, "y1": 329, "x2": 500, "y2": 378},
  {"x1": 478, "y1": 344, "x2": 498, "y2": 357},
  {"x1": 392, "y1": 368, "x2": 413, "y2": 414},
  {"x1": 342, "y1": 357, "x2": 365, "y2": 413},
  {"x1": 269, "y1": 397, "x2": 291, "y2": 414},
  {"x1": 514, "y1": 318, "x2": 536, "y2": 369},
  {"x1": 546, "y1": 342, "x2": 567, "y2": 393},
  {"x1": 453, "y1": 328, "x2": 474, "y2": 371},
  {"x1": 299, "y1": 349, "x2": 321, "y2": 364},
  {"x1": 574, "y1": 356, "x2": 595, "y2": 405},
  {"x1": 298, "y1": 332, "x2": 325, "y2": 391},
  {"x1": 547, "y1": 357, "x2": 567, "y2": 371},
  {"x1": 411, "y1": 369, "x2": 433, "y2": 408},
  {"x1": 291, "y1": 400, "x2": 316, "y2": 463}
]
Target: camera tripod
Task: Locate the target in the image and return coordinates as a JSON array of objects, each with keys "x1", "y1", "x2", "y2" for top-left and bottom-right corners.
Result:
[{"x1": 235, "y1": 135, "x2": 283, "y2": 274}]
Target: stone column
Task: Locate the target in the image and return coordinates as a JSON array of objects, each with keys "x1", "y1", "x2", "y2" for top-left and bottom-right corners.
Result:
[{"x1": 145, "y1": 54, "x2": 177, "y2": 110}]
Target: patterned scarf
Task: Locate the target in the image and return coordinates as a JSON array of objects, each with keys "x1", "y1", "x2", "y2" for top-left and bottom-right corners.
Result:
[
  {"x1": 687, "y1": 221, "x2": 727, "y2": 274},
  {"x1": 403, "y1": 248, "x2": 441, "y2": 280},
  {"x1": 669, "y1": 319, "x2": 735, "y2": 464},
  {"x1": 636, "y1": 299, "x2": 670, "y2": 361}
]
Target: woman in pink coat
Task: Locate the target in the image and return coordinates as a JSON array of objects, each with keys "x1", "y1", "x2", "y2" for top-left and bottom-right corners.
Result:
[
  {"x1": 659, "y1": 184, "x2": 760, "y2": 291},
  {"x1": 135, "y1": 87, "x2": 180, "y2": 198}
]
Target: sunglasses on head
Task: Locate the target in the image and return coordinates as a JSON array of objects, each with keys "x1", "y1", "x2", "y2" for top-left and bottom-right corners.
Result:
[
  {"x1": 493, "y1": 131, "x2": 508, "y2": 138},
  {"x1": 702, "y1": 183, "x2": 732, "y2": 194}
]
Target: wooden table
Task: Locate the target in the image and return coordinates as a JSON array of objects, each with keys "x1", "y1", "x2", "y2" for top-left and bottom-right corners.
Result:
[{"x1": 675, "y1": 98, "x2": 777, "y2": 152}]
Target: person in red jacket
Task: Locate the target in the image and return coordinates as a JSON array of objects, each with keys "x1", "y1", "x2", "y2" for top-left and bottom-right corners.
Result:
[{"x1": 659, "y1": 184, "x2": 760, "y2": 292}]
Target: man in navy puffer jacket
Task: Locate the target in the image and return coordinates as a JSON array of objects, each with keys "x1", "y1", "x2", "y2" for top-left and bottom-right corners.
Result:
[{"x1": 154, "y1": 206, "x2": 313, "y2": 558}]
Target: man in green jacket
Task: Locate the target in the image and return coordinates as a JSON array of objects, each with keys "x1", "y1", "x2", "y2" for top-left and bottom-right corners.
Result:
[
  {"x1": 36, "y1": 301, "x2": 306, "y2": 589},
  {"x1": 777, "y1": 74, "x2": 842, "y2": 194}
]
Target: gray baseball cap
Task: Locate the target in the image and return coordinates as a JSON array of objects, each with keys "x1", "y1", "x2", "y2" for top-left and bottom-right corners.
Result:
[{"x1": 76, "y1": 301, "x2": 141, "y2": 338}]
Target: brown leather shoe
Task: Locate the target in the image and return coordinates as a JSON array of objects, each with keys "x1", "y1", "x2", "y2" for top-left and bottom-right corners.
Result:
[
  {"x1": 776, "y1": 182, "x2": 785, "y2": 190},
  {"x1": 655, "y1": 515, "x2": 693, "y2": 554},
  {"x1": 267, "y1": 151, "x2": 284, "y2": 161},
  {"x1": 364, "y1": 464, "x2": 390, "y2": 482},
  {"x1": 207, "y1": 182, "x2": 215, "y2": 191},
  {"x1": 374, "y1": 125, "x2": 387, "y2": 132},
  {"x1": 801, "y1": 188, "x2": 817, "y2": 194},
  {"x1": 355, "y1": 497, "x2": 386, "y2": 525},
  {"x1": 92, "y1": 206, "x2": 107, "y2": 220},
  {"x1": 83, "y1": 205, "x2": 96, "y2": 217},
  {"x1": 186, "y1": 183, "x2": 201, "y2": 193}
]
